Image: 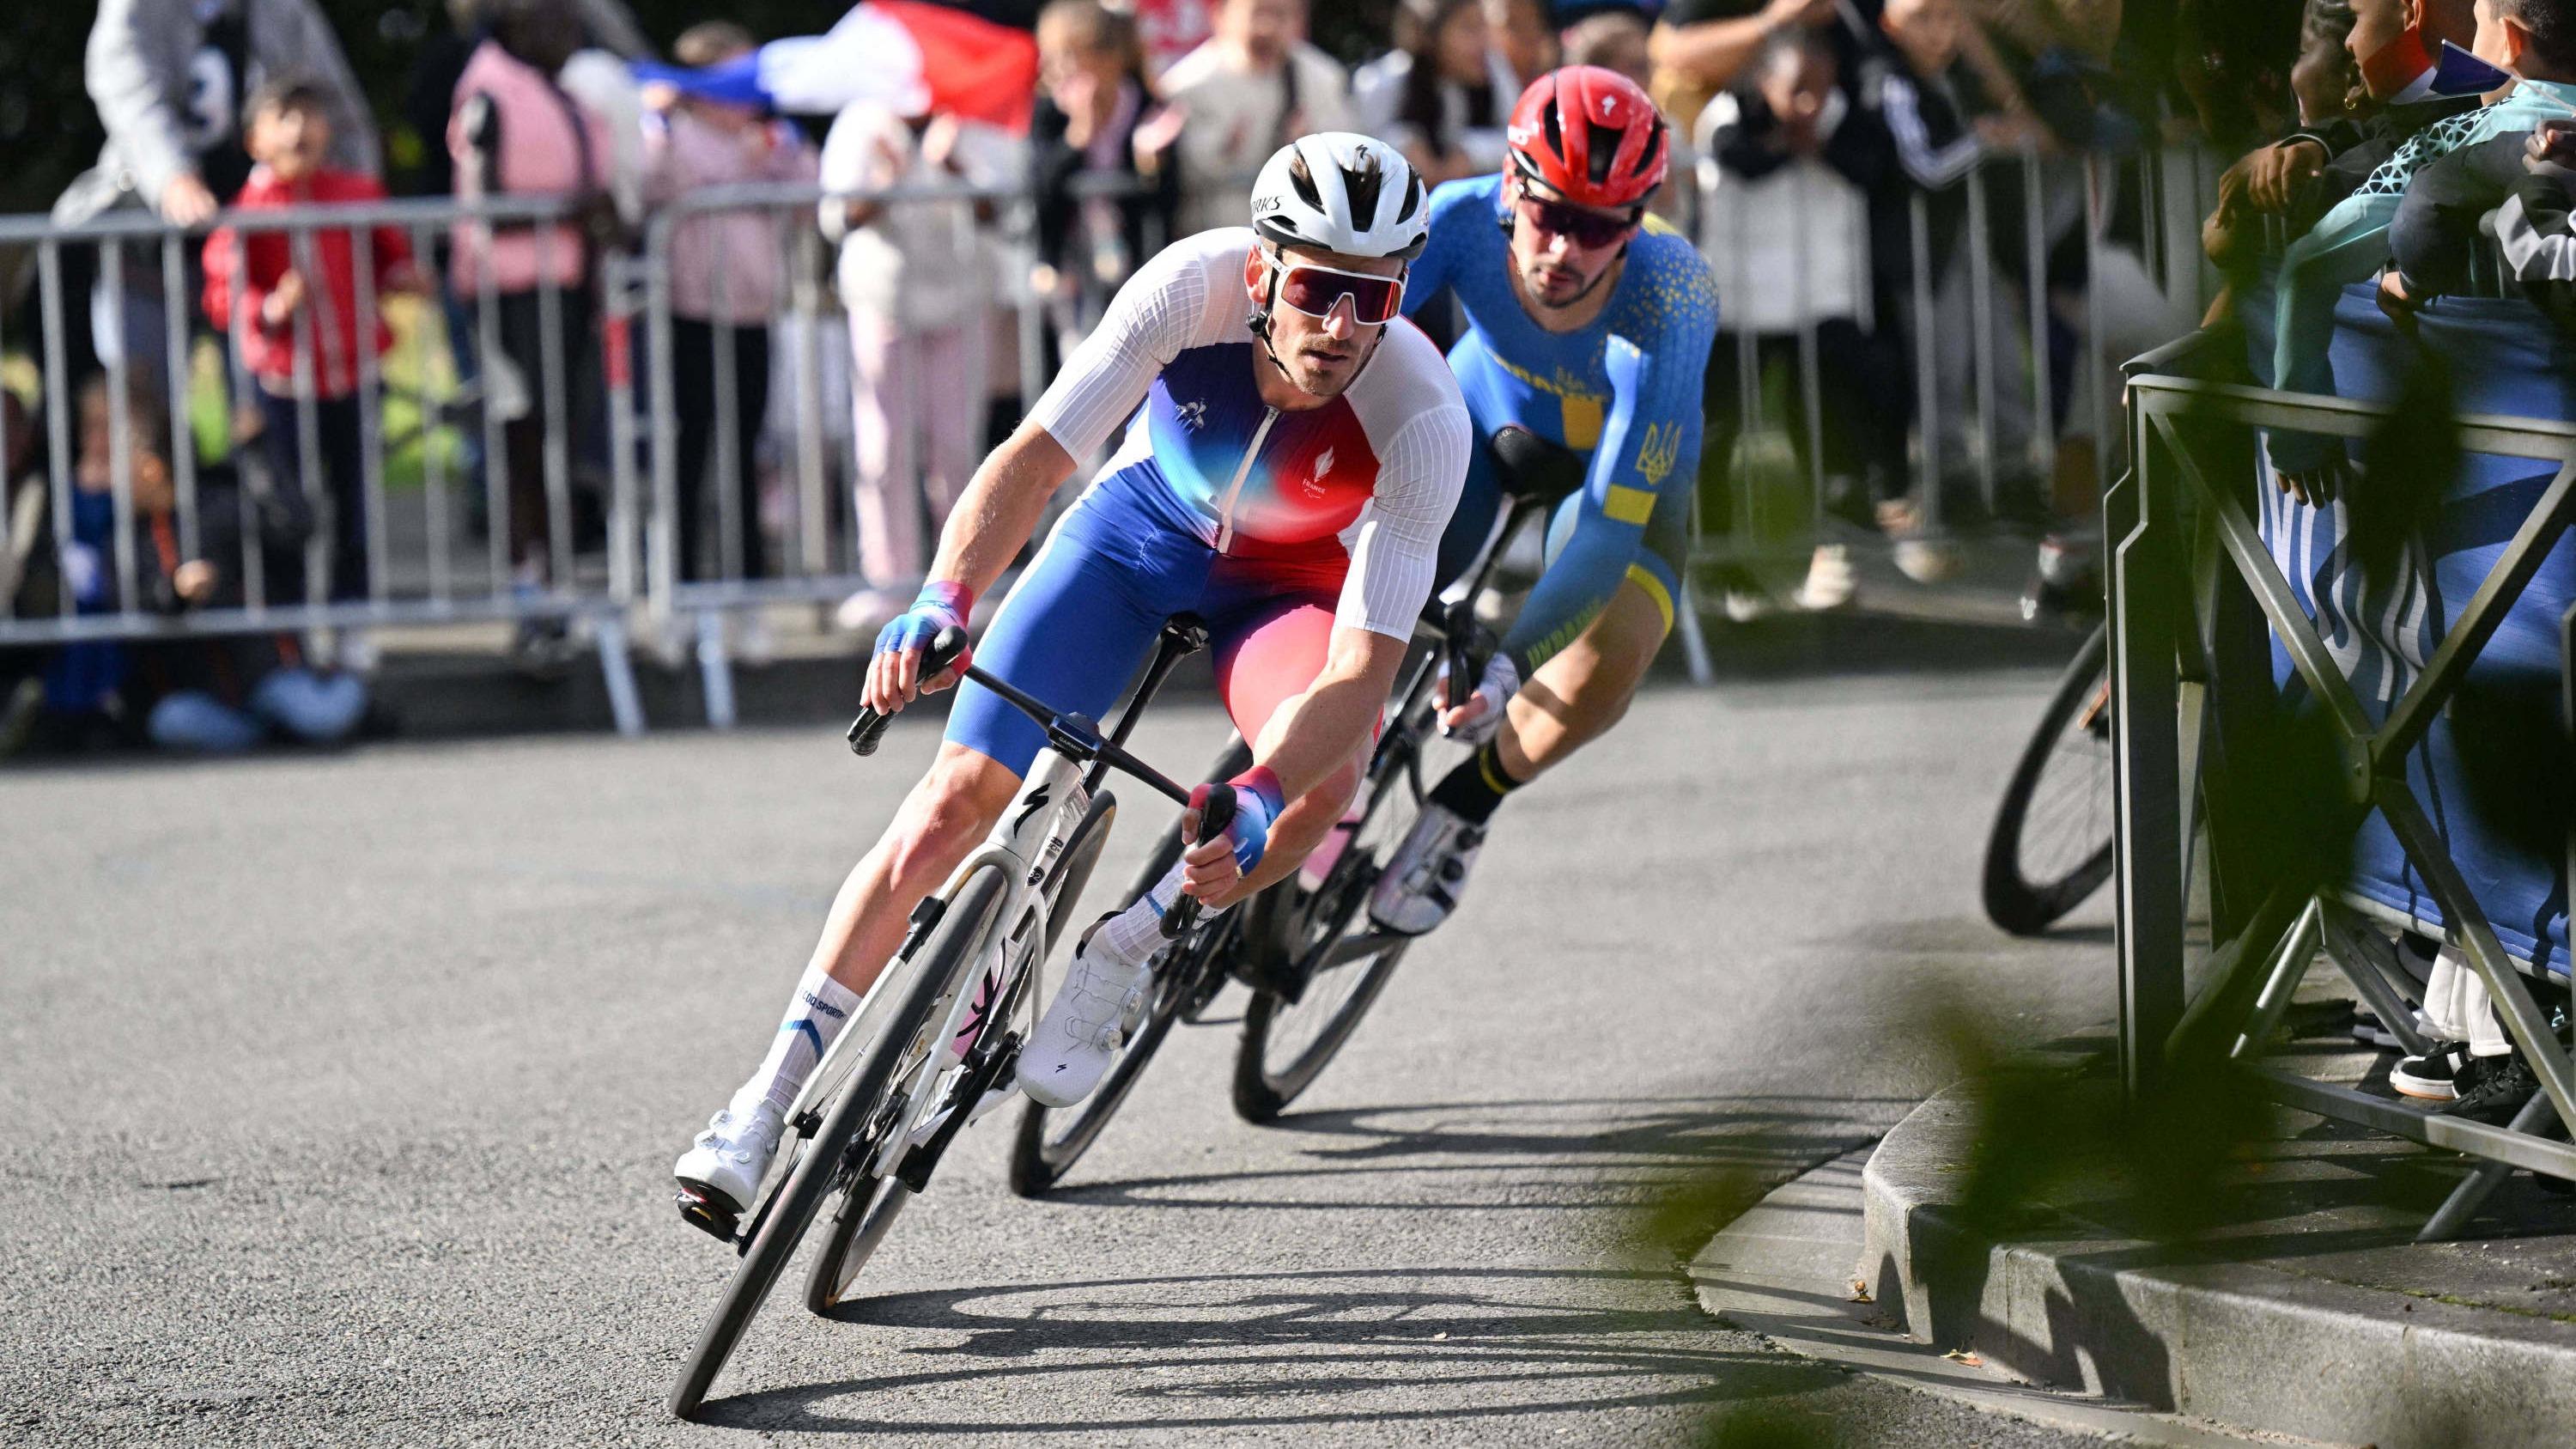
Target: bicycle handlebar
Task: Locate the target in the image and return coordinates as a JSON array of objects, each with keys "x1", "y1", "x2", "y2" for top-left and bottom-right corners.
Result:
[
  {"x1": 844, "y1": 623, "x2": 1236, "y2": 939},
  {"x1": 845, "y1": 625, "x2": 973, "y2": 756}
]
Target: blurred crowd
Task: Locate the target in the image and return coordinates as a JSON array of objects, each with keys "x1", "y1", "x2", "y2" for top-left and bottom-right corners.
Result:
[{"x1": 0, "y1": 0, "x2": 2362, "y2": 764}]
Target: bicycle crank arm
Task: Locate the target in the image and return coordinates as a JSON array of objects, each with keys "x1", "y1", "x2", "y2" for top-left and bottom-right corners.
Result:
[{"x1": 1315, "y1": 929, "x2": 1410, "y2": 971}]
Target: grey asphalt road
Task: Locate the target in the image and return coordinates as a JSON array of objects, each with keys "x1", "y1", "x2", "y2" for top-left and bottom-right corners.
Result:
[{"x1": 0, "y1": 665, "x2": 2122, "y2": 1446}]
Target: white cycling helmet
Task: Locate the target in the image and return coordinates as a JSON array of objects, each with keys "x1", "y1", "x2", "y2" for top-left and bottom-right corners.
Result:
[{"x1": 1249, "y1": 133, "x2": 1431, "y2": 261}]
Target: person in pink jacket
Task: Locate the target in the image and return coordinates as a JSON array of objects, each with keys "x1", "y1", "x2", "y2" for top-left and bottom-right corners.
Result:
[
  {"x1": 448, "y1": 0, "x2": 618, "y2": 667},
  {"x1": 641, "y1": 22, "x2": 821, "y2": 661}
]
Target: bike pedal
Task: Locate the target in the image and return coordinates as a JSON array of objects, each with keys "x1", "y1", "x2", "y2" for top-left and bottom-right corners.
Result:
[{"x1": 674, "y1": 1184, "x2": 739, "y2": 1245}]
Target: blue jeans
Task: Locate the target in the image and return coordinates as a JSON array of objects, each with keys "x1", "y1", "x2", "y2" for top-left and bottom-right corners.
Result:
[{"x1": 148, "y1": 669, "x2": 368, "y2": 752}]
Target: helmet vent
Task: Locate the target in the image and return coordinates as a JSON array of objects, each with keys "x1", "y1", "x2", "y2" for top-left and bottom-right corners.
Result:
[
  {"x1": 1340, "y1": 150, "x2": 1388, "y2": 228},
  {"x1": 1286, "y1": 151, "x2": 1327, "y2": 214},
  {"x1": 1541, "y1": 100, "x2": 1564, "y2": 163},
  {"x1": 1395, "y1": 173, "x2": 1422, "y2": 222},
  {"x1": 1585, "y1": 123, "x2": 1622, "y2": 186}
]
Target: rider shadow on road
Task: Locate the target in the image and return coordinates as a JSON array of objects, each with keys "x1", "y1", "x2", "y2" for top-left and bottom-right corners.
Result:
[
  {"x1": 703, "y1": 1263, "x2": 1844, "y2": 1437},
  {"x1": 1031, "y1": 1093, "x2": 1918, "y2": 1215}
]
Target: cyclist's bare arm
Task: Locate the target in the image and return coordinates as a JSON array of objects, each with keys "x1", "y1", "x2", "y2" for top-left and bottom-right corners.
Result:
[{"x1": 866, "y1": 422, "x2": 1078, "y2": 711}]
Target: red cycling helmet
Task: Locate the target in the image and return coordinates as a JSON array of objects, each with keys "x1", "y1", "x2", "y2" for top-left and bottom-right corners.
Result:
[{"x1": 1505, "y1": 65, "x2": 1670, "y2": 210}]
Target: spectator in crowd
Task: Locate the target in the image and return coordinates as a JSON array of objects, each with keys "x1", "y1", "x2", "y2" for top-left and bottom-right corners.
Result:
[
  {"x1": 1028, "y1": 0, "x2": 1181, "y2": 356},
  {"x1": 641, "y1": 21, "x2": 821, "y2": 665},
  {"x1": 53, "y1": 0, "x2": 380, "y2": 404},
  {"x1": 2203, "y1": 0, "x2": 2476, "y2": 294},
  {"x1": 2268, "y1": 0, "x2": 2576, "y2": 503},
  {"x1": 819, "y1": 99, "x2": 999, "y2": 635},
  {"x1": 1649, "y1": 0, "x2": 1844, "y2": 130},
  {"x1": 48, "y1": 374, "x2": 368, "y2": 753},
  {"x1": 201, "y1": 77, "x2": 422, "y2": 661},
  {"x1": 1132, "y1": 0, "x2": 1220, "y2": 76},
  {"x1": 1157, "y1": 0, "x2": 1357, "y2": 235},
  {"x1": 1698, "y1": 25, "x2": 1907, "y2": 610},
  {"x1": 449, "y1": 0, "x2": 619, "y2": 672},
  {"x1": 1565, "y1": 7, "x2": 1658, "y2": 87},
  {"x1": 2489, "y1": 118, "x2": 2576, "y2": 330},
  {"x1": 1368, "y1": 0, "x2": 1518, "y2": 190},
  {"x1": 1485, "y1": 0, "x2": 1564, "y2": 88},
  {"x1": 1862, "y1": 0, "x2": 2029, "y2": 525},
  {"x1": 0, "y1": 392, "x2": 55, "y2": 759}
]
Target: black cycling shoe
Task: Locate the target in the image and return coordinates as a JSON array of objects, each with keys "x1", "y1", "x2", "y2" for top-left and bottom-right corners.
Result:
[
  {"x1": 2391, "y1": 1040, "x2": 2470, "y2": 1100},
  {"x1": 2438, "y1": 1053, "x2": 2540, "y2": 1125}
]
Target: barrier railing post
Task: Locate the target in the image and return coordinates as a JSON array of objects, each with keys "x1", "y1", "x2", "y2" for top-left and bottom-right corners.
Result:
[
  {"x1": 37, "y1": 243, "x2": 75, "y2": 624},
  {"x1": 410, "y1": 222, "x2": 453, "y2": 608},
  {"x1": 2111, "y1": 383, "x2": 2185, "y2": 1098},
  {"x1": 790, "y1": 218, "x2": 829, "y2": 583},
  {"x1": 1909, "y1": 190, "x2": 1942, "y2": 536},
  {"x1": 161, "y1": 233, "x2": 200, "y2": 563},
  {"x1": 2024, "y1": 152, "x2": 2056, "y2": 486},
  {"x1": 100, "y1": 244, "x2": 142, "y2": 624},
  {"x1": 354, "y1": 222, "x2": 391, "y2": 611},
  {"x1": 1967, "y1": 163, "x2": 1998, "y2": 512}
]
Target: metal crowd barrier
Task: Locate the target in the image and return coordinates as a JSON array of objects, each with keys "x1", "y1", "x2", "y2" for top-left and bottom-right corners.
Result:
[
  {"x1": 1690, "y1": 142, "x2": 2219, "y2": 568},
  {"x1": 0, "y1": 192, "x2": 646, "y2": 734},
  {"x1": 2111, "y1": 330, "x2": 2576, "y2": 1240},
  {"x1": 625, "y1": 176, "x2": 1059, "y2": 727}
]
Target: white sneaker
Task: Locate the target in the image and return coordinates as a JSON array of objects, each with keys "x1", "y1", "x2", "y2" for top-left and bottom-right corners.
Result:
[
  {"x1": 673, "y1": 1102, "x2": 786, "y2": 1216},
  {"x1": 1367, "y1": 802, "x2": 1485, "y2": 936},
  {"x1": 1793, "y1": 544, "x2": 1856, "y2": 612},
  {"x1": 1015, "y1": 935, "x2": 1152, "y2": 1109}
]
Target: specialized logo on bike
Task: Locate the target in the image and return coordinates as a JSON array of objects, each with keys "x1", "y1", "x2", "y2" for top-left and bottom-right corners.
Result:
[{"x1": 1147, "y1": 344, "x2": 1380, "y2": 543}]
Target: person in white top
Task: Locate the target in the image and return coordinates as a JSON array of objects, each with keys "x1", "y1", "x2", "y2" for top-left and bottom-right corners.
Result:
[
  {"x1": 1158, "y1": 0, "x2": 1358, "y2": 235},
  {"x1": 818, "y1": 100, "x2": 999, "y2": 628},
  {"x1": 674, "y1": 136, "x2": 1471, "y2": 1218}
]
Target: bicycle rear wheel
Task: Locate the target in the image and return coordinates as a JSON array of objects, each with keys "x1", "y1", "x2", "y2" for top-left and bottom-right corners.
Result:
[
  {"x1": 1009, "y1": 740, "x2": 1251, "y2": 1196},
  {"x1": 1982, "y1": 624, "x2": 2116, "y2": 936},
  {"x1": 1231, "y1": 691, "x2": 1444, "y2": 1123},
  {"x1": 667, "y1": 863, "x2": 1009, "y2": 1418}
]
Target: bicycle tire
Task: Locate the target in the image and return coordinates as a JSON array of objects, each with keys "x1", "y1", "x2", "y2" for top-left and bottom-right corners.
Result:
[
  {"x1": 1981, "y1": 623, "x2": 2116, "y2": 936},
  {"x1": 1008, "y1": 740, "x2": 1250, "y2": 1196},
  {"x1": 667, "y1": 863, "x2": 1010, "y2": 1419},
  {"x1": 1230, "y1": 691, "x2": 1434, "y2": 1124},
  {"x1": 799, "y1": 855, "x2": 1030, "y2": 1314}
]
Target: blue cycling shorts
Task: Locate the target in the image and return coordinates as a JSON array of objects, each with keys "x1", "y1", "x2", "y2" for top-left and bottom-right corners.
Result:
[{"x1": 945, "y1": 466, "x2": 1350, "y2": 779}]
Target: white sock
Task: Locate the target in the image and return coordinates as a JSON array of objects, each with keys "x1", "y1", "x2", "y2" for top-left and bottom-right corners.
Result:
[
  {"x1": 1087, "y1": 861, "x2": 1192, "y2": 971},
  {"x1": 732, "y1": 965, "x2": 865, "y2": 1119}
]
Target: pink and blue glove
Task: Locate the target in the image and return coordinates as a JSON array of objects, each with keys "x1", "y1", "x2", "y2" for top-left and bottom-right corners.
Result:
[
  {"x1": 1188, "y1": 764, "x2": 1286, "y2": 875},
  {"x1": 872, "y1": 580, "x2": 973, "y2": 688}
]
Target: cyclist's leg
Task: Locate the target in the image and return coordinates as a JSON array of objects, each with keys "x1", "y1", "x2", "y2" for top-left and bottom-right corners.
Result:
[
  {"x1": 1197, "y1": 594, "x2": 1369, "y2": 910},
  {"x1": 706, "y1": 490, "x2": 1185, "y2": 1135},
  {"x1": 1490, "y1": 486, "x2": 1682, "y2": 782},
  {"x1": 814, "y1": 498, "x2": 1183, "y2": 995}
]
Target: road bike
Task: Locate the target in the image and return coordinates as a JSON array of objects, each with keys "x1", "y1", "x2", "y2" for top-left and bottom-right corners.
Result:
[
  {"x1": 1008, "y1": 425, "x2": 1594, "y2": 1192},
  {"x1": 667, "y1": 618, "x2": 1233, "y2": 1417}
]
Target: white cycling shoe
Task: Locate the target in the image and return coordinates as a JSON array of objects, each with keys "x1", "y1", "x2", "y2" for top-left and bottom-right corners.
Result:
[
  {"x1": 1367, "y1": 802, "x2": 1485, "y2": 936},
  {"x1": 673, "y1": 1101, "x2": 786, "y2": 1218},
  {"x1": 1016, "y1": 926, "x2": 1153, "y2": 1109}
]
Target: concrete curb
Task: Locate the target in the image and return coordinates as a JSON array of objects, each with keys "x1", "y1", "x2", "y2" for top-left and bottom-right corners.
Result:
[{"x1": 1862, "y1": 1085, "x2": 2576, "y2": 1448}]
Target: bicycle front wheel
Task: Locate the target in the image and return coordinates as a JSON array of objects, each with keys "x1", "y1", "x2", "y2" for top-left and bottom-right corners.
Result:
[
  {"x1": 1981, "y1": 624, "x2": 2115, "y2": 936},
  {"x1": 1009, "y1": 740, "x2": 1250, "y2": 1196},
  {"x1": 668, "y1": 862, "x2": 1010, "y2": 1417}
]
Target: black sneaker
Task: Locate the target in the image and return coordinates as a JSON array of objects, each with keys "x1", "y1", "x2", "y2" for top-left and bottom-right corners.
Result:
[
  {"x1": 2350, "y1": 1010, "x2": 2405, "y2": 1052},
  {"x1": 2439, "y1": 1053, "x2": 2540, "y2": 1125},
  {"x1": 2391, "y1": 1041, "x2": 2470, "y2": 1100}
]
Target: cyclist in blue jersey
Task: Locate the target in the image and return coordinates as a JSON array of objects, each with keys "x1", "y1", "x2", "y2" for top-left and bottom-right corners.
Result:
[
  {"x1": 672, "y1": 135, "x2": 1473, "y2": 1220},
  {"x1": 1368, "y1": 65, "x2": 1719, "y2": 935}
]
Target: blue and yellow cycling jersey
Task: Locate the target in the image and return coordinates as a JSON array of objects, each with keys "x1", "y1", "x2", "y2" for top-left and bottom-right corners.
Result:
[{"x1": 1403, "y1": 174, "x2": 1719, "y2": 666}]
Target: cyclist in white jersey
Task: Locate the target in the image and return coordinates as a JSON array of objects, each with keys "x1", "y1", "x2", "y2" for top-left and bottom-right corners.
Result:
[{"x1": 675, "y1": 135, "x2": 1471, "y2": 1217}]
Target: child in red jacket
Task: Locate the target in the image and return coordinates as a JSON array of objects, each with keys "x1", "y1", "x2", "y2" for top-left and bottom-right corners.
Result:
[{"x1": 204, "y1": 78, "x2": 419, "y2": 621}]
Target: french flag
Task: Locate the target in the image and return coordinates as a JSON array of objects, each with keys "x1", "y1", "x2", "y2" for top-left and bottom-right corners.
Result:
[{"x1": 632, "y1": 1, "x2": 1039, "y2": 131}]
